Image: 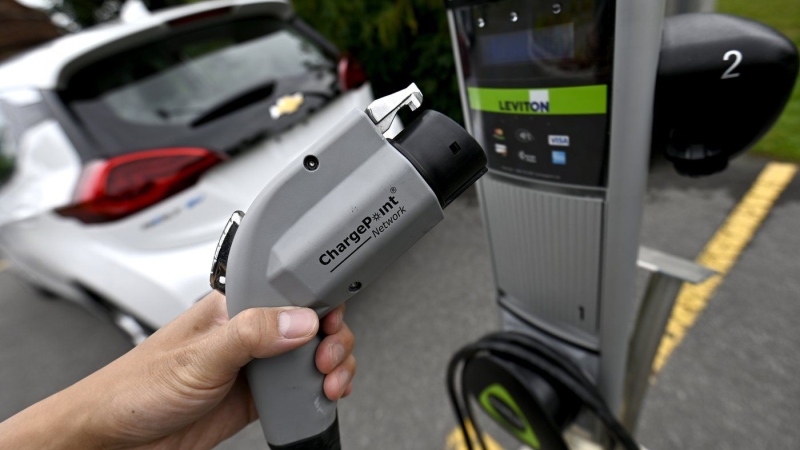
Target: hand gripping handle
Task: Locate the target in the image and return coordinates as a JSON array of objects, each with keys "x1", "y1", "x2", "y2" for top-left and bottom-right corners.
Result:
[
  {"x1": 246, "y1": 335, "x2": 340, "y2": 449},
  {"x1": 212, "y1": 212, "x2": 340, "y2": 448}
]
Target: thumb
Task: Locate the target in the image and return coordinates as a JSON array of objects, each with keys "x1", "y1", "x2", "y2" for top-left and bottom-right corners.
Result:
[{"x1": 198, "y1": 307, "x2": 319, "y2": 376}]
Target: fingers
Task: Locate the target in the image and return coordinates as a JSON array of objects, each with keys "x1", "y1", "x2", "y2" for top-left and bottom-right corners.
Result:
[
  {"x1": 197, "y1": 307, "x2": 320, "y2": 376},
  {"x1": 171, "y1": 301, "x2": 354, "y2": 400},
  {"x1": 142, "y1": 291, "x2": 228, "y2": 348},
  {"x1": 341, "y1": 382, "x2": 353, "y2": 399},
  {"x1": 323, "y1": 354, "x2": 356, "y2": 401},
  {"x1": 317, "y1": 305, "x2": 356, "y2": 401},
  {"x1": 321, "y1": 304, "x2": 346, "y2": 335},
  {"x1": 315, "y1": 321, "x2": 355, "y2": 374},
  {"x1": 230, "y1": 307, "x2": 319, "y2": 359}
]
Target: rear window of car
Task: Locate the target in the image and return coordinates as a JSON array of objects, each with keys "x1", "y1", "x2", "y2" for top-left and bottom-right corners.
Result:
[{"x1": 62, "y1": 16, "x2": 338, "y2": 156}]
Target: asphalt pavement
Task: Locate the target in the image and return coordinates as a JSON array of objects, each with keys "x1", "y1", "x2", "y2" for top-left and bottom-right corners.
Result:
[
  {"x1": 637, "y1": 156, "x2": 800, "y2": 450},
  {"x1": 1, "y1": 154, "x2": 797, "y2": 449}
]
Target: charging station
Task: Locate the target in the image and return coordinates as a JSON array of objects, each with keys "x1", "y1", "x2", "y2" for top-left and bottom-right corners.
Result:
[{"x1": 445, "y1": 0, "x2": 798, "y2": 447}]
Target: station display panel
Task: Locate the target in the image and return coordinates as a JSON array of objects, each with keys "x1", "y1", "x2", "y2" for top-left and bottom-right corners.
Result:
[{"x1": 451, "y1": 0, "x2": 615, "y2": 187}]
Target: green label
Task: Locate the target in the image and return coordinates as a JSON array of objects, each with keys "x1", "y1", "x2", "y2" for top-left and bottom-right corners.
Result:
[
  {"x1": 479, "y1": 383, "x2": 541, "y2": 449},
  {"x1": 467, "y1": 85, "x2": 607, "y2": 115}
]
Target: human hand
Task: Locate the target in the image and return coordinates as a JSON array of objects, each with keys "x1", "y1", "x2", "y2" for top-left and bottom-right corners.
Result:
[{"x1": 0, "y1": 291, "x2": 355, "y2": 450}]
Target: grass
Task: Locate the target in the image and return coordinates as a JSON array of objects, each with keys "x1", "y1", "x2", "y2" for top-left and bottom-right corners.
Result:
[{"x1": 717, "y1": 0, "x2": 800, "y2": 161}]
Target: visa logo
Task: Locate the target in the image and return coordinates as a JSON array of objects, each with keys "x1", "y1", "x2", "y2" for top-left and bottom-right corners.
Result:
[{"x1": 548, "y1": 135, "x2": 570, "y2": 146}]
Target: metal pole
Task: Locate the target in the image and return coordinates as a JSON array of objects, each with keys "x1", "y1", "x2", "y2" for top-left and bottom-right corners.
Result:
[{"x1": 597, "y1": 0, "x2": 666, "y2": 417}]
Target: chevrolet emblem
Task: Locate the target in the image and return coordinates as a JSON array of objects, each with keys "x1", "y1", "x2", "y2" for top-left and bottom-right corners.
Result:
[{"x1": 269, "y1": 93, "x2": 304, "y2": 119}]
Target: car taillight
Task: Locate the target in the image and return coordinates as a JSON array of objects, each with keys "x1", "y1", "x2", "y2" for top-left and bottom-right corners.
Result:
[
  {"x1": 56, "y1": 148, "x2": 225, "y2": 224},
  {"x1": 338, "y1": 55, "x2": 368, "y2": 91}
]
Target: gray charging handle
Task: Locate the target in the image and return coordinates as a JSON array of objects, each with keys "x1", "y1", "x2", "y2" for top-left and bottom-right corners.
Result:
[{"x1": 210, "y1": 84, "x2": 487, "y2": 448}]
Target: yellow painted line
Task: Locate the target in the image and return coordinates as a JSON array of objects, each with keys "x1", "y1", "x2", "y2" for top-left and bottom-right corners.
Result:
[
  {"x1": 446, "y1": 420, "x2": 506, "y2": 450},
  {"x1": 653, "y1": 162, "x2": 798, "y2": 373},
  {"x1": 0, "y1": 259, "x2": 10, "y2": 272}
]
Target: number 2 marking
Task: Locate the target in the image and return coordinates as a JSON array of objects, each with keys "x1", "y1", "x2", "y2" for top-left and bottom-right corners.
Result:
[{"x1": 722, "y1": 50, "x2": 742, "y2": 79}]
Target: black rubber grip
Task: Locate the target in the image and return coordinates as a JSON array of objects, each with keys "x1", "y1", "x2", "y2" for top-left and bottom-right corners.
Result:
[{"x1": 268, "y1": 415, "x2": 340, "y2": 450}]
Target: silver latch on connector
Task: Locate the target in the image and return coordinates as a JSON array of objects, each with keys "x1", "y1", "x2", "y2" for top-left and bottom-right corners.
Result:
[
  {"x1": 365, "y1": 83, "x2": 423, "y2": 134},
  {"x1": 210, "y1": 210, "x2": 244, "y2": 294}
]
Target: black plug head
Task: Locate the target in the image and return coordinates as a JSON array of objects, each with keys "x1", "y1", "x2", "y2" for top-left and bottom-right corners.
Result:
[{"x1": 390, "y1": 110, "x2": 487, "y2": 208}]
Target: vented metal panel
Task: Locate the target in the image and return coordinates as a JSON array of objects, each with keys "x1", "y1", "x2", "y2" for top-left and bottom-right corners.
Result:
[{"x1": 481, "y1": 175, "x2": 604, "y2": 336}]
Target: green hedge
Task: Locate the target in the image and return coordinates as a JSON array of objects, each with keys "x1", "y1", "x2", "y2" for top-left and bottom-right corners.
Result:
[
  {"x1": 293, "y1": 0, "x2": 463, "y2": 124},
  {"x1": 718, "y1": 0, "x2": 800, "y2": 161}
]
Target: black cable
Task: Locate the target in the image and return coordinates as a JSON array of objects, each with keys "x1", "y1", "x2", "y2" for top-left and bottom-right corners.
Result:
[
  {"x1": 484, "y1": 332, "x2": 639, "y2": 449},
  {"x1": 446, "y1": 347, "x2": 474, "y2": 450},
  {"x1": 479, "y1": 341, "x2": 639, "y2": 450},
  {"x1": 480, "y1": 339, "x2": 635, "y2": 449},
  {"x1": 447, "y1": 331, "x2": 641, "y2": 450},
  {"x1": 461, "y1": 360, "x2": 489, "y2": 450}
]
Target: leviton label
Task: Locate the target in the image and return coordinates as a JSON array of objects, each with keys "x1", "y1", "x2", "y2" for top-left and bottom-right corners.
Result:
[
  {"x1": 468, "y1": 85, "x2": 607, "y2": 115},
  {"x1": 528, "y1": 90, "x2": 550, "y2": 112},
  {"x1": 548, "y1": 135, "x2": 570, "y2": 146},
  {"x1": 498, "y1": 89, "x2": 550, "y2": 113}
]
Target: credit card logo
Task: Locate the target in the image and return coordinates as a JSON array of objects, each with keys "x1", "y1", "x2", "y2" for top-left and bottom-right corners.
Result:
[
  {"x1": 518, "y1": 151, "x2": 537, "y2": 163},
  {"x1": 548, "y1": 135, "x2": 570, "y2": 146}
]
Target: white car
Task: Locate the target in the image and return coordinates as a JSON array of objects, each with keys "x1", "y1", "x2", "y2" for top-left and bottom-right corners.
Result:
[{"x1": 0, "y1": 0, "x2": 382, "y2": 336}]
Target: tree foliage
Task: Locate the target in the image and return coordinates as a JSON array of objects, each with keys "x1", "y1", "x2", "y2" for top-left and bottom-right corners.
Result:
[{"x1": 293, "y1": 0, "x2": 463, "y2": 124}]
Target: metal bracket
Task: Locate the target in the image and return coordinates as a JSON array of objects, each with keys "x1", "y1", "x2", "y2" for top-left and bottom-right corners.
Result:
[
  {"x1": 621, "y1": 246, "x2": 717, "y2": 431},
  {"x1": 365, "y1": 83, "x2": 423, "y2": 134}
]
